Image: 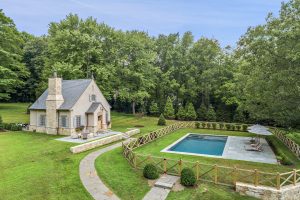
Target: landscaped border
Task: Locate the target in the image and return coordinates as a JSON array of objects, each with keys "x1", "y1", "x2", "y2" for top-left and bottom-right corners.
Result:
[
  {"x1": 272, "y1": 129, "x2": 300, "y2": 159},
  {"x1": 122, "y1": 122, "x2": 300, "y2": 190}
]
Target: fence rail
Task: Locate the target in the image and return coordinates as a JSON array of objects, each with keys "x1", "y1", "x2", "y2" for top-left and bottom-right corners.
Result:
[
  {"x1": 122, "y1": 122, "x2": 300, "y2": 190},
  {"x1": 272, "y1": 129, "x2": 300, "y2": 159}
]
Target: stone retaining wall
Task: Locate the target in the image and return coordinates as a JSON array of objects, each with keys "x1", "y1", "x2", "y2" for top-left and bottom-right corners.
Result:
[
  {"x1": 70, "y1": 133, "x2": 123, "y2": 154},
  {"x1": 125, "y1": 128, "x2": 140, "y2": 137},
  {"x1": 236, "y1": 182, "x2": 300, "y2": 200}
]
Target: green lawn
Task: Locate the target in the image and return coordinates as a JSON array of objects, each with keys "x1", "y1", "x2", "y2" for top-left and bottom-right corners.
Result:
[
  {"x1": 110, "y1": 112, "x2": 174, "y2": 136},
  {"x1": 0, "y1": 131, "x2": 95, "y2": 200},
  {"x1": 133, "y1": 128, "x2": 300, "y2": 172},
  {"x1": 95, "y1": 147, "x2": 255, "y2": 200},
  {"x1": 0, "y1": 103, "x2": 30, "y2": 123}
]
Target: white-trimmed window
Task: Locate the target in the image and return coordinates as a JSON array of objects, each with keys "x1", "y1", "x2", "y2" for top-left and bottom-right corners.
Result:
[
  {"x1": 91, "y1": 94, "x2": 96, "y2": 101},
  {"x1": 60, "y1": 115, "x2": 68, "y2": 128},
  {"x1": 75, "y1": 116, "x2": 81, "y2": 128},
  {"x1": 39, "y1": 115, "x2": 46, "y2": 126}
]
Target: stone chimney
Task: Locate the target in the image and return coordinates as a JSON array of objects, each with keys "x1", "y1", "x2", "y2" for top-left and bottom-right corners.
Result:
[{"x1": 46, "y1": 71, "x2": 64, "y2": 135}]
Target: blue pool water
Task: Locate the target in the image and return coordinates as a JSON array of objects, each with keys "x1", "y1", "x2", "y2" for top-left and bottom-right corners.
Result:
[{"x1": 168, "y1": 134, "x2": 227, "y2": 156}]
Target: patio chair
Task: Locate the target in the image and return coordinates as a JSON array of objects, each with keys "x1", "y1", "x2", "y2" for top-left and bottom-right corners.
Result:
[
  {"x1": 244, "y1": 143, "x2": 263, "y2": 152},
  {"x1": 250, "y1": 140, "x2": 260, "y2": 147}
]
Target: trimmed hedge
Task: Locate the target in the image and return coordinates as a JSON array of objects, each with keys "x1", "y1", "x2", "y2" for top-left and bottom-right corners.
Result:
[
  {"x1": 143, "y1": 164, "x2": 159, "y2": 179},
  {"x1": 180, "y1": 168, "x2": 196, "y2": 186},
  {"x1": 266, "y1": 136, "x2": 294, "y2": 165},
  {"x1": 2, "y1": 123, "x2": 23, "y2": 131}
]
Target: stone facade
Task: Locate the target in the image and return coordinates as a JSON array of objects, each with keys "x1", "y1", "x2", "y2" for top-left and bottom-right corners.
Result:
[
  {"x1": 236, "y1": 182, "x2": 300, "y2": 200},
  {"x1": 29, "y1": 74, "x2": 111, "y2": 135}
]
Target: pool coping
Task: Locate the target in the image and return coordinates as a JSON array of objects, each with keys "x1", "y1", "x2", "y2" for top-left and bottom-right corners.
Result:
[{"x1": 160, "y1": 133, "x2": 229, "y2": 158}]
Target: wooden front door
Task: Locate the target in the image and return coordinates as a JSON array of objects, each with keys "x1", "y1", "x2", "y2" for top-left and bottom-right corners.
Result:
[{"x1": 97, "y1": 115, "x2": 102, "y2": 130}]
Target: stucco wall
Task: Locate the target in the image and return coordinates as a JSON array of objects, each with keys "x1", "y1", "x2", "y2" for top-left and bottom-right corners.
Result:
[
  {"x1": 29, "y1": 110, "x2": 47, "y2": 133},
  {"x1": 236, "y1": 182, "x2": 300, "y2": 200}
]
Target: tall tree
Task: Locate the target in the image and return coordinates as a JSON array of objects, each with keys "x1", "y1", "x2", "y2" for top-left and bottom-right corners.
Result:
[{"x1": 0, "y1": 10, "x2": 28, "y2": 100}]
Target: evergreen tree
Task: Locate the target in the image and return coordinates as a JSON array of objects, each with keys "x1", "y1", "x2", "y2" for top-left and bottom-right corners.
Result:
[
  {"x1": 197, "y1": 104, "x2": 207, "y2": 120},
  {"x1": 185, "y1": 103, "x2": 197, "y2": 120},
  {"x1": 233, "y1": 109, "x2": 246, "y2": 123},
  {"x1": 206, "y1": 104, "x2": 216, "y2": 121},
  {"x1": 176, "y1": 105, "x2": 186, "y2": 120},
  {"x1": 164, "y1": 97, "x2": 175, "y2": 119},
  {"x1": 149, "y1": 102, "x2": 159, "y2": 116},
  {"x1": 157, "y1": 114, "x2": 166, "y2": 126}
]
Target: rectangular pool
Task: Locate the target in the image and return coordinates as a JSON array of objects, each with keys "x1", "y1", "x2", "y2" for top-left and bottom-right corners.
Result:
[{"x1": 162, "y1": 134, "x2": 228, "y2": 156}]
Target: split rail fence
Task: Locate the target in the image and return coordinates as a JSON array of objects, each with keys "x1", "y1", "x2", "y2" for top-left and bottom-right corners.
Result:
[{"x1": 122, "y1": 122, "x2": 300, "y2": 190}]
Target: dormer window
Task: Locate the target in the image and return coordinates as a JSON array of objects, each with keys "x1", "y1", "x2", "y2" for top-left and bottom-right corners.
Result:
[{"x1": 91, "y1": 94, "x2": 96, "y2": 101}]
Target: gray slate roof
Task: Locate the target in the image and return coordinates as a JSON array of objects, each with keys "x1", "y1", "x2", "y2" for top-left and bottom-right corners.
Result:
[
  {"x1": 30, "y1": 79, "x2": 92, "y2": 110},
  {"x1": 86, "y1": 102, "x2": 101, "y2": 114}
]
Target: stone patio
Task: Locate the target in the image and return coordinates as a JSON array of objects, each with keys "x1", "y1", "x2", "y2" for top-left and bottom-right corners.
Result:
[
  {"x1": 55, "y1": 130, "x2": 123, "y2": 143},
  {"x1": 223, "y1": 136, "x2": 277, "y2": 164}
]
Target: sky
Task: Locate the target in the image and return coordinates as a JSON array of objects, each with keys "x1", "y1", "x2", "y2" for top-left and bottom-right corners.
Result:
[{"x1": 2, "y1": 0, "x2": 286, "y2": 47}]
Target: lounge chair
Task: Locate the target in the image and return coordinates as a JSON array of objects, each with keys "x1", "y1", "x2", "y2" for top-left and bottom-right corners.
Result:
[{"x1": 245, "y1": 144, "x2": 263, "y2": 152}]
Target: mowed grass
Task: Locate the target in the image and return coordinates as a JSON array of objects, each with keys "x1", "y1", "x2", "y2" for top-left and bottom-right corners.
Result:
[
  {"x1": 0, "y1": 103, "x2": 30, "y2": 123},
  {"x1": 286, "y1": 131, "x2": 300, "y2": 145},
  {"x1": 0, "y1": 132, "x2": 95, "y2": 200},
  {"x1": 133, "y1": 128, "x2": 300, "y2": 172},
  {"x1": 95, "y1": 148, "x2": 150, "y2": 200},
  {"x1": 111, "y1": 111, "x2": 174, "y2": 136}
]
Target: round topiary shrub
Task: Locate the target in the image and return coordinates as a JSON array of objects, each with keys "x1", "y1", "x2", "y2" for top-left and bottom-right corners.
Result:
[
  {"x1": 180, "y1": 168, "x2": 196, "y2": 187},
  {"x1": 195, "y1": 122, "x2": 200, "y2": 129},
  {"x1": 143, "y1": 164, "x2": 159, "y2": 179}
]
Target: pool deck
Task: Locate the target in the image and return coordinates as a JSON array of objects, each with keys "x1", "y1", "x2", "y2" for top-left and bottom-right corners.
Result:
[
  {"x1": 223, "y1": 136, "x2": 277, "y2": 164},
  {"x1": 161, "y1": 133, "x2": 277, "y2": 164}
]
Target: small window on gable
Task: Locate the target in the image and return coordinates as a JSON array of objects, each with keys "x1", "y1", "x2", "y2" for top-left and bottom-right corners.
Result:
[
  {"x1": 39, "y1": 115, "x2": 46, "y2": 126},
  {"x1": 91, "y1": 94, "x2": 96, "y2": 101},
  {"x1": 60, "y1": 115, "x2": 67, "y2": 128}
]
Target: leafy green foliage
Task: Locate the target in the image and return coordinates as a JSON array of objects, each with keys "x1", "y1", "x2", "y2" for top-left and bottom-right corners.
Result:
[
  {"x1": 143, "y1": 164, "x2": 159, "y2": 179},
  {"x1": 185, "y1": 103, "x2": 197, "y2": 120},
  {"x1": 149, "y1": 102, "x2": 159, "y2": 116},
  {"x1": 197, "y1": 104, "x2": 207, "y2": 120},
  {"x1": 164, "y1": 97, "x2": 175, "y2": 119},
  {"x1": 176, "y1": 105, "x2": 186, "y2": 120},
  {"x1": 180, "y1": 168, "x2": 196, "y2": 186},
  {"x1": 206, "y1": 104, "x2": 216, "y2": 121},
  {"x1": 157, "y1": 114, "x2": 166, "y2": 126},
  {"x1": 0, "y1": 115, "x2": 3, "y2": 130}
]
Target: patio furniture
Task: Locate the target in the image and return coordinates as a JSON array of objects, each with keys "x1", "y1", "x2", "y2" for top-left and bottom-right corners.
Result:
[{"x1": 245, "y1": 143, "x2": 263, "y2": 152}]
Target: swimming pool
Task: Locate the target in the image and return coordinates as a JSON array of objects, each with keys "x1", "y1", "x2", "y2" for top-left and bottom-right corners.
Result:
[{"x1": 162, "y1": 134, "x2": 228, "y2": 156}]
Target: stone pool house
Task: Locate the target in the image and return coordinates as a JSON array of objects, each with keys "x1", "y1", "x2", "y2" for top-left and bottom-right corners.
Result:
[{"x1": 28, "y1": 73, "x2": 111, "y2": 135}]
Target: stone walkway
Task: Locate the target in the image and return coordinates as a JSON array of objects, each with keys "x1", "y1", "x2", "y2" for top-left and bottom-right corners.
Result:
[
  {"x1": 79, "y1": 142, "x2": 122, "y2": 200},
  {"x1": 143, "y1": 174, "x2": 179, "y2": 200}
]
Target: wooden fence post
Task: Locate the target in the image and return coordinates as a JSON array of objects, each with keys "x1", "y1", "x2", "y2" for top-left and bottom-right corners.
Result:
[
  {"x1": 196, "y1": 161, "x2": 199, "y2": 180},
  {"x1": 163, "y1": 158, "x2": 167, "y2": 173},
  {"x1": 233, "y1": 166, "x2": 238, "y2": 185},
  {"x1": 254, "y1": 169, "x2": 259, "y2": 186},
  {"x1": 178, "y1": 159, "x2": 182, "y2": 176},
  {"x1": 214, "y1": 165, "x2": 218, "y2": 184},
  {"x1": 293, "y1": 169, "x2": 297, "y2": 186},
  {"x1": 276, "y1": 172, "x2": 281, "y2": 190},
  {"x1": 133, "y1": 153, "x2": 137, "y2": 169}
]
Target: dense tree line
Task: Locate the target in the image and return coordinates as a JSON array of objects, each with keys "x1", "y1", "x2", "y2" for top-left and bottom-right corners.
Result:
[{"x1": 0, "y1": 0, "x2": 299, "y2": 127}]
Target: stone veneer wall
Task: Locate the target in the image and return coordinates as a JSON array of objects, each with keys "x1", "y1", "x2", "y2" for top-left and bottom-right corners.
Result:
[
  {"x1": 125, "y1": 128, "x2": 140, "y2": 137},
  {"x1": 236, "y1": 182, "x2": 300, "y2": 200},
  {"x1": 70, "y1": 133, "x2": 123, "y2": 154}
]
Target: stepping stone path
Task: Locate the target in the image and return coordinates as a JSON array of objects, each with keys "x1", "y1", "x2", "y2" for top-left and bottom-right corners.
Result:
[{"x1": 143, "y1": 174, "x2": 180, "y2": 200}]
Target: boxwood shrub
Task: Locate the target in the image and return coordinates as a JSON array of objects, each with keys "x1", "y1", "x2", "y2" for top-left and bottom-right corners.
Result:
[
  {"x1": 212, "y1": 123, "x2": 217, "y2": 129},
  {"x1": 180, "y1": 168, "x2": 196, "y2": 186},
  {"x1": 225, "y1": 123, "x2": 231, "y2": 130},
  {"x1": 195, "y1": 122, "x2": 200, "y2": 129},
  {"x1": 143, "y1": 164, "x2": 159, "y2": 179}
]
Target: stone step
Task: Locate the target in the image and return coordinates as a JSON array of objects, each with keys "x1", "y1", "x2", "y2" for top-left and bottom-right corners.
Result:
[{"x1": 154, "y1": 174, "x2": 180, "y2": 189}]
